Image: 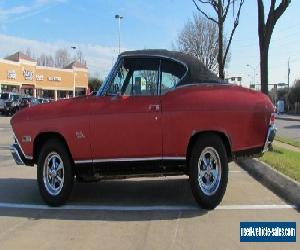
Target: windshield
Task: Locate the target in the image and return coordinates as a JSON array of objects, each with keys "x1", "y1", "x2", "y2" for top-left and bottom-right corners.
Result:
[
  {"x1": 11, "y1": 95, "x2": 20, "y2": 101},
  {"x1": 0, "y1": 93, "x2": 9, "y2": 100},
  {"x1": 97, "y1": 59, "x2": 120, "y2": 96}
]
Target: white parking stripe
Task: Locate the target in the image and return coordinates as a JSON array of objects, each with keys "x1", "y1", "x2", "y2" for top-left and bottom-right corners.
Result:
[
  {"x1": 215, "y1": 204, "x2": 296, "y2": 210},
  {"x1": 0, "y1": 203, "x2": 296, "y2": 211}
]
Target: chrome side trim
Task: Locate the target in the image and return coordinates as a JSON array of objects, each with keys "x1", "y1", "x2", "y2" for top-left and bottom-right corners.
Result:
[
  {"x1": 162, "y1": 157, "x2": 186, "y2": 160},
  {"x1": 93, "y1": 157, "x2": 162, "y2": 163},
  {"x1": 74, "y1": 156, "x2": 186, "y2": 165},
  {"x1": 12, "y1": 132, "x2": 33, "y2": 160},
  {"x1": 74, "y1": 160, "x2": 93, "y2": 164}
]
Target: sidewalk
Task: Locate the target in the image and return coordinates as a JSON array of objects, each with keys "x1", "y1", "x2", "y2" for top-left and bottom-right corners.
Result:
[
  {"x1": 275, "y1": 114, "x2": 300, "y2": 122},
  {"x1": 273, "y1": 141, "x2": 300, "y2": 153}
]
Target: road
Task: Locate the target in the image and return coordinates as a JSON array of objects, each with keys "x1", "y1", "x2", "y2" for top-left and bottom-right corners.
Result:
[
  {"x1": 275, "y1": 118, "x2": 300, "y2": 142},
  {"x1": 0, "y1": 116, "x2": 299, "y2": 249}
]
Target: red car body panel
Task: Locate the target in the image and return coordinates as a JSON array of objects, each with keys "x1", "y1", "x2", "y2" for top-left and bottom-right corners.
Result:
[
  {"x1": 11, "y1": 84, "x2": 273, "y2": 163},
  {"x1": 162, "y1": 84, "x2": 272, "y2": 155},
  {"x1": 90, "y1": 95, "x2": 162, "y2": 159}
]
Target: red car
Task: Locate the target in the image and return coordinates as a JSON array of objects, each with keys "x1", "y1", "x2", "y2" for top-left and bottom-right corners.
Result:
[{"x1": 10, "y1": 50, "x2": 276, "y2": 208}]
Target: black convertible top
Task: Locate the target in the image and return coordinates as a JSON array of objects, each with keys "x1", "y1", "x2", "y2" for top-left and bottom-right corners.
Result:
[{"x1": 120, "y1": 49, "x2": 224, "y2": 85}]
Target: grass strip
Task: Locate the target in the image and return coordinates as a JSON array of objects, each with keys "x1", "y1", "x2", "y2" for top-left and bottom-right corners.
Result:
[
  {"x1": 260, "y1": 145, "x2": 300, "y2": 183},
  {"x1": 275, "y1": 136, "x2": 300, "y2": 148}
]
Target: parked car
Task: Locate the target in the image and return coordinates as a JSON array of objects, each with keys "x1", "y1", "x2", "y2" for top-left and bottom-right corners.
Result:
[
  {"x1": 3, "y1": 94, "x2": 22, "y2": 116},
  {"x1": 19, "y1": 97, "x2": 39, "y2": 110},
  {"x1": 37, "y1": 98, "x2": 50, "y2": 104},
  {"x1": 10, "y1": 50, "x2": 276, "y2": 208},
  {"x1": 0, "y1": 92, "x2": 21, "y2": 115}
]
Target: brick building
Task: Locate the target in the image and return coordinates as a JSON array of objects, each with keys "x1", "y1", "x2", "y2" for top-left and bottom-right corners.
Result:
[{"x1": 0, "y1": 51, "x2": 88, "y2": 100}]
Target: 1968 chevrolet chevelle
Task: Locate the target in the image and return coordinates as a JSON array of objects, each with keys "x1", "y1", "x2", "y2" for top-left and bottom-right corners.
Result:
[{"x1": 10, "y1": 50, "x2": 276, "y2": 208}]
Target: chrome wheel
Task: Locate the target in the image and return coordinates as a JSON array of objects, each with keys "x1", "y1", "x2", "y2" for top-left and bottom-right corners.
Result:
[
  {"x1": 197, "y1": 147, "x2": 222, "y2": 196},
  {"x1": 43, "y1": 152, "x2": 64, "y2": 196}
]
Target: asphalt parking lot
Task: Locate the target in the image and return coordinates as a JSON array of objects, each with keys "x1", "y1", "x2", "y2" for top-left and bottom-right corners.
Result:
[
  {"x1": 0, "y1": 116, "x2": 299, "y2": 249},
  {"x1": 275, "y1": 118, "x2": 300, "y2": 142}
]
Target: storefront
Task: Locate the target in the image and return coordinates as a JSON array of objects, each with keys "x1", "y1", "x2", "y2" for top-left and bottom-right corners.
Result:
[
  {"x1": 0, "y1": 52, "x2": 88, "y2": 100},
  {"x1": 0, "y1": 84, "x2": 19, "y2": 93}
]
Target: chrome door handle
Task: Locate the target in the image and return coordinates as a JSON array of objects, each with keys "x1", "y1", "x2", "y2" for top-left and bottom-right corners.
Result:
[{"x1": 149, "y1": 104, "x2": 160, "y2": 112}]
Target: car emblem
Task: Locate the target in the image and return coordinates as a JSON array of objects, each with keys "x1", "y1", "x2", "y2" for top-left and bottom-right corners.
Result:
[
  {"x1": 22, "y1": 136, "x2": 31, "y2": 143},
  {"x1": 75, "y1": 131, "x2": 85, "y2": 139}
]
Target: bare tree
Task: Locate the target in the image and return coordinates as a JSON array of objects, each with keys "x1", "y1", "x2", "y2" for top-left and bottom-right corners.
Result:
[
  {"x1": 257, "y1": 0, "x2": 291, "y2": 95},
  {"x1": 29, "y1": 48, "x2": 87, "y2": 68},
  {"x1": 46, "y1": 55, "x2": 54, "y2": 67},
  {"x1": 192, "y1": 0, "x2": 245, "y2": 79},
  {"x1": 176, "y1": 14, "x2": 219, "y2": 73},
  {"x1": 75, "y1": 48, "x2": 87, "y2": 66},
  {"x1": 55, "y1": 49, "x2": 71, "y2": 68},
  {"x1": 24, "y1": 48, "x2": 35, "y2": 60},
  {"x1": 37, "y1": 53, "x2": 54, "y2": 67},
  {"x1": 37, "y1": 54, "x2": 47, "y2": 66}
]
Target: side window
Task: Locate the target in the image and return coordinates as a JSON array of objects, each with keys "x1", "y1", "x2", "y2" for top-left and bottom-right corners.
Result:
[
  {"x1": 123, "y1": 58, "x2": 159, "y2": 96},
  {"x1": 161, "y1": 59, "x2": 186, "y2": 95},
  {"x1": 125, "y1": 69, "x2": 158, "y2": 96},
  {"x1": 107, "y1": 57, "x2": 159, "y2": 96}
]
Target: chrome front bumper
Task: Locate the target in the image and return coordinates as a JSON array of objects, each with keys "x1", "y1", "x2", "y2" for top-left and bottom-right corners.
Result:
[
  {"x1": 10, "y1": 143, "x2": 25, "y2": 165},
  {"x1": 263, "y1": 124, "x2": 277, "y2": 153}
]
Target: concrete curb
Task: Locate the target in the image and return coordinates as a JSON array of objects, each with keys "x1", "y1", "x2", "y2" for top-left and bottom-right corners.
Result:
[
  {"x1": 275, "y1": 116, "x2": 300, "y2": 122},
  {"x1": 236, "y1": 158, "x2": 300, "y2": 210}
]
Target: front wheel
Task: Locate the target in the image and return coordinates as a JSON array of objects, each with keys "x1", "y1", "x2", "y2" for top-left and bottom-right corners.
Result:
[
  {"x1": 37, "y1": 139, "x2": 74, "y2": 206},
  {"x1": 189, "y1": 134, "x2": 228, "y2": 209}
]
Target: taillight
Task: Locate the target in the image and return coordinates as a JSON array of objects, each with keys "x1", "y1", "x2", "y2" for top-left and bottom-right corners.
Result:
[{"x1": 270, "y1": 113, "x2": 275, "y2": 125}]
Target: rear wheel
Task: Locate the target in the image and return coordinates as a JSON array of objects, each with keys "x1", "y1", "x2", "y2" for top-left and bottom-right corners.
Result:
[
  {"x1": 189, "y1": 134, "x2": 228, "y2": 209},
  {"x1": 37, "y1": 139, "x2": 74, "y2": 206}
]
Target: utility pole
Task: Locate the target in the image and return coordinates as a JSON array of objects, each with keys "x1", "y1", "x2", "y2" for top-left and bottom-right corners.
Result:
[
  {"x1": 288, "y1": 57, "x2": 290, "y2": 89},
  {"x1": 246, "y1": 64, "x2": 256, "y2": 87},
  {"x1": 71, "y1": 46, "x2": 77, "y2": 98},
  {"x1": 115, "y1": 14, "x2": 123, "y2": 54}
]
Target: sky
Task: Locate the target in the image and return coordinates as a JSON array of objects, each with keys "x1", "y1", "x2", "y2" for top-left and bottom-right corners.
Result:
[{"x1": 0, "y1": 0, "x2": 300, "y2": 88}]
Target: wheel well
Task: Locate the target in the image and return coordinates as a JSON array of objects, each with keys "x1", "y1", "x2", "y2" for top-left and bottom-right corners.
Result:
[
  {"x1": 33, "y1": 132, "x2": 73, "y2": 164},
  {"x1": 186, "y1": 131, "x2": 232, "y2": 164}
]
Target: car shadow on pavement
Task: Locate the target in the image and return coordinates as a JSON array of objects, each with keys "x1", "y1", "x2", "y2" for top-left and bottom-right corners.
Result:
[{"x1": 0, "y1": 178, "x2": 208, "y2": 221}]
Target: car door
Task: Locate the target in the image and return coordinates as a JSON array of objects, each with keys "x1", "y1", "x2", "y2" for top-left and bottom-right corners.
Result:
[
  {"x1": 90, "y1": 57, "x2": 162, "y2": 164},
  {"x1": 160, "y1": 58, "x2": 188, "y2": 159}
]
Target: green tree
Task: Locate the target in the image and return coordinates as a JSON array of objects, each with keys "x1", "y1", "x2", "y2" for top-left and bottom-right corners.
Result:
[
  {"x1": 88, "y1": 78, "x2": 103, "y2": 92},
  {"x1": 288, "y1": 80, "x2": 300, "y2": 104}
]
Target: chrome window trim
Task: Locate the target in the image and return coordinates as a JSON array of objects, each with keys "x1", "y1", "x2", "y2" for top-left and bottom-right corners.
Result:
[
  {"x1": 97, "y1": 58, "x2": 123, "y2": 96},
  {"x1": 119, "y1": 54, "x2": 189, "y2": 85},
  {"x1": 98, "y1": 54, "x2": 189, "y2": 97}
]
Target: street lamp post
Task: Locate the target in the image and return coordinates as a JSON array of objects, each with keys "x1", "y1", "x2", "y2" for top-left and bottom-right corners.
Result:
[
  {"x1": 71, "y1": 46, "x2": 77, "y2": 98},
  {"x1": 115, "y1": 14, "x2": 123, "y2": 54},
  {"x1": 246, "y1": 64, "x2": 256, "y2": 87}
]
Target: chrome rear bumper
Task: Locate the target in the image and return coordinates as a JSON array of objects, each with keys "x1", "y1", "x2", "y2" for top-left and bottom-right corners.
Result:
[{"x1": 263, "y1": 124, "x2": 277, "y2": 153}]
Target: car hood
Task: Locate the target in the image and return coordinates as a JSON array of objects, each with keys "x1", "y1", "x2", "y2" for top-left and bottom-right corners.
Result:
[{"x1": 11, "y1": 96, "x2": 91, "y2": 125}]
